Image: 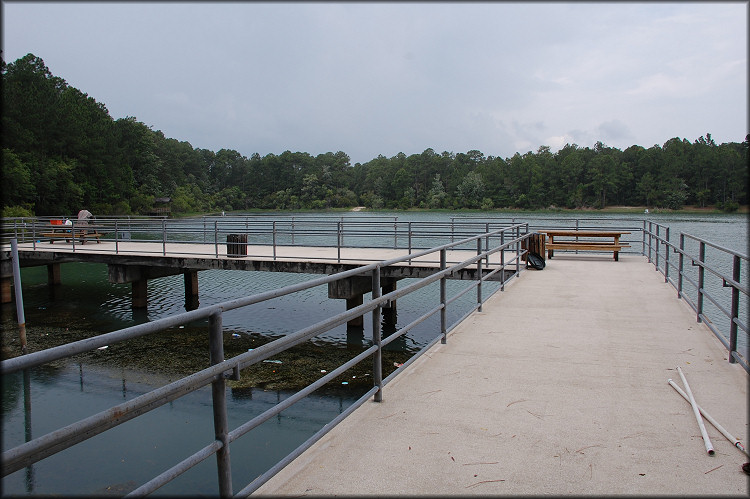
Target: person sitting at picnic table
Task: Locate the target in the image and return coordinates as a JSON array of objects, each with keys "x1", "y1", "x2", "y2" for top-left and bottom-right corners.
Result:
[{"x1": 77, "y1": 209, "x2": 93, "y2": 233}]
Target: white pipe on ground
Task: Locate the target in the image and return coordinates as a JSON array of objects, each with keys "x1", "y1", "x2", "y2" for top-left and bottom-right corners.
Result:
[
  {"x1": 675, "y1": 367, "x2": 714, "y2": 455},
  {"x1": 668, "y1": 379, "x2": 748, "y2": 457}
]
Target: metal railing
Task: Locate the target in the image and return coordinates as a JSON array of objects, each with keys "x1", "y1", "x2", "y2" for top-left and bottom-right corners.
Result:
[
  {"x1": 1, "y1": 215, "x2": 646, "y2": 263},
  {"x1": 643, "y1": 221, "x2": 748, "y2": 372},
  {"x1": 451, "y1": 215, "x2": 646, "y2": 255},
  {"x1": 1, "y1": 224, "x2": 530, "y2": 496}
]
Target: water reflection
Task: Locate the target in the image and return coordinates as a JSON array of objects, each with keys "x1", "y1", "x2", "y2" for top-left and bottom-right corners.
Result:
[{"x1": 2, "y1": 361, "x2": 363, "y2": 496}]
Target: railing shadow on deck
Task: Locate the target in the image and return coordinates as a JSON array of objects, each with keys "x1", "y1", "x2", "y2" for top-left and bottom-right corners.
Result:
[{"x1": 1, "y1": 224, "x2": 530, "y2": 497}]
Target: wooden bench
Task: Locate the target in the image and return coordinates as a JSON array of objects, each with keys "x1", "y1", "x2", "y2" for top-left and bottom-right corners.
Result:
[
  {"x1": 539, "y1": 230, "x2": 630, "y2": 261},
  {"x1": 41, "y1": 228, "x2": 103, "y2": 244}
]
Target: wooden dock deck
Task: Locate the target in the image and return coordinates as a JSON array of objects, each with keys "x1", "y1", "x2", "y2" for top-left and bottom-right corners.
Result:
[{"x1": 255, "y1": 254, "x2": 748, "y2": 496}]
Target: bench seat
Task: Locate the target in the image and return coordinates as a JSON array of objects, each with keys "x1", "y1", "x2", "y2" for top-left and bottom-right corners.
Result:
[
  {"x1": 41, "y1": 231, "x2": 103, "y2": 244},
  {"x1": 546, "y1": 241, "x2": 630, "y2": 261},
  {"x1": 546, "y1": 242, "x2": 631, "y2": 250}
]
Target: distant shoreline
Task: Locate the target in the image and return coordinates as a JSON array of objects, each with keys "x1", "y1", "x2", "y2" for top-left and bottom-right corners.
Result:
[
  {"x1": 182, "y1": 204, "x2": 748, "y2": 218},
  {"x1": 343, "y1": 205, "x2": 748, "y2": 215}
]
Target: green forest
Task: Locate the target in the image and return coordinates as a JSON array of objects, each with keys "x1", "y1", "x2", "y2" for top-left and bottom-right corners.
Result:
[{"x1": 2, "y1": 53, "x2": 748, "y2": 217}]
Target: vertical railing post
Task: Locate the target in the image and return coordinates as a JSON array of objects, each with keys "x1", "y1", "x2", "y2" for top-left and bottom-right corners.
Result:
[
  {"x1": 655, "y1": 224, "x2": 660, "y2": 272},
  {"x1": 393, "y1": 218, "x2": 398, "y2": 249},
  {"x1": 728, "y1": 255, "x2": 740, "y2": 364},
  {"x1": 677, "y1": 233, "x2": 685, "y2": 299},
  {"x1": 647, "y1": 222, "x2": 653, "y2": 263},
  {"x1": 642, "y1": 220, "x2": 646, "y2": 256},
  {"x1": 371, "y1": 267, "x2": 383, "y2": 402},
  {"x1": 115, "y1": 220, "x2": 119, "y2": 254},
  {"x1": 291, "y1": 216, "x2": 295, "y2": 245},
  {"x1": 440, "y1": 249, "x2": 447, "y2": 344},
  {"x1": 209, "y1": 311, "x2": 233, "y2": 497},
  {"x1": 273, "y1": 221, "x2": 277, "y2": 261},
  {"x1": 162, "y1": 219, "x2": 167, "y2": 256},
  {"x1": 30, "y1": 220, "x2": 37, "y2": 250},
  {"x1": 664, "y1": 227, "x2": 670, "y2": 283},
  {"x1": 484, "y1": 223, "x2": 490, "y2": 267},
  {"x1": 696, "y1": 241, "x2": 705, "y2": 323},
  {"x1": 500, "y1": 229, "x2": 506, "y2": 292},
  {"x1": 337, "y1": 221, "x2": 341, "y2": 263},
  {"x1": 515, "y1": 225, "x2": 520, "y2": 277},
  {"x1": 214, "y1": 221, "x2": 219, "y2": 258},
  {"x1": 476, "y1": 238, "x2": 483, "y2": 312},
  {"x1": 408, "y1": 221, "x2": 412, "y2": 258}
]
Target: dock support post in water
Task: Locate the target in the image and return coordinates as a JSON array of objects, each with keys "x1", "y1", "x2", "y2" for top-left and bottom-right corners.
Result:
[
  {"x1": 132, "y1": 279, "x2": 147, "y2": 308},
  {"x1": 47, "y1": 263, "x2": 61, "y2": 286},
  {"x1": 184, "y1": 271, "x2": 199, "y2": 311},
  {"x1": 346, "y1": 295, "x2": 364, "y2": 327},
  {"x1": 381, "y1": 280, "x2": 397, "y2": 325},
  {"x1": 108, "y1": 264, "x2": 195, "y2": 310},
  {"x1": 329, "y1": 275, "x2": 399, "y2": 329}
]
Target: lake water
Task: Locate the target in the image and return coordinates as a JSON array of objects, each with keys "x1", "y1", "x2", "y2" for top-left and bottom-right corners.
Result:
[{"x1": 2, "y1": 210, "x2": 747, "y2": 495}]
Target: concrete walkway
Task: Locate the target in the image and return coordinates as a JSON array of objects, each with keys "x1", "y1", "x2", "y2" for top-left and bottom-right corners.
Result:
[{"x1": 256, "y1": 255, "x2": 748, "y2": 496}]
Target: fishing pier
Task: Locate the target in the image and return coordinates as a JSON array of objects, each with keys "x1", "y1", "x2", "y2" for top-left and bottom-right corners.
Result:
[{"x1": 1, "y1": 216, "x2": 748, "y2": 496}]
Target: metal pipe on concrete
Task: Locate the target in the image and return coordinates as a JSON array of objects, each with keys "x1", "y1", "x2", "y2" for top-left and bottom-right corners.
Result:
[
  {"x1": 667, "y1": 379, "x2": 748, "y2": 457},
  {"x1": 675, "y1": 367, "x2": 714, "y2": 455}
]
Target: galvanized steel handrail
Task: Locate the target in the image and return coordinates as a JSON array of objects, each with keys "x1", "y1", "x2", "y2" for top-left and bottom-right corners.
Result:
[
  {"x1": 643, "y1": 221, "x2": 748, "y2": 372},
  {"x1": 2, "y1": 217, "x2": 523, "y2": 262},
  {"x1": 1, "y1": 216, "x2": 645, "y2": 263},
  {"x1": 1, "y1": 224, "x2": 529, "y2": 496}
]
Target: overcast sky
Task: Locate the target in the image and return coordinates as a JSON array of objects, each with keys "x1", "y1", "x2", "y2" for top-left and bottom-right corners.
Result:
[{"x1": 2, "y1": 1, "x2": 747, "y2": 165}]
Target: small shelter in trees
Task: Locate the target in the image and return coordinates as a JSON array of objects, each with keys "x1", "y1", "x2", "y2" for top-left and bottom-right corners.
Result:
[{"x1": 150, "y1": 197, "x2": 171, "y2": 216}]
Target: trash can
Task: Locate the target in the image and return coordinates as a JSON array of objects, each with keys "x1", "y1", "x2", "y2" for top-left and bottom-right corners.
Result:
[{"x1": 227, "y1": 233, "x2": 248, "y2": 257}]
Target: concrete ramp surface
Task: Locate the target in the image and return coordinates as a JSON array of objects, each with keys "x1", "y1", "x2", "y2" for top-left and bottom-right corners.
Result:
[{"x1": 256, "y1": 255, "x2": 748, "y2": 496}]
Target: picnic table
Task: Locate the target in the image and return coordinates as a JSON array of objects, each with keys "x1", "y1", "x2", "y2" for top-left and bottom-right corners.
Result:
[
  {"x1": 41, "y1": 222, "x2": 103, "y2": 244},
  {"x1": 539, "y1": 230, "x2": 631, "y2": 261}
]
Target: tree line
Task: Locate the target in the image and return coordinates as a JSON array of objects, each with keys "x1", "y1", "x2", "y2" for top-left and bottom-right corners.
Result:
[{"x1": 2, "y1": 54, "x2": 747, "y2": 217}]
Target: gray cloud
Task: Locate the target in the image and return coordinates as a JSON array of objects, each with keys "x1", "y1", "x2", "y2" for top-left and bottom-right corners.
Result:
[{"x1": 2, "y1": 2, "x2": 746, "y2": 164}]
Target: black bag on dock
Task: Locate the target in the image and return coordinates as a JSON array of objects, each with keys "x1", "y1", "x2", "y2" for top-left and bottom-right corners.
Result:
[{"x1": 527, "y1": 252, "x2": 545, "y2": 270}]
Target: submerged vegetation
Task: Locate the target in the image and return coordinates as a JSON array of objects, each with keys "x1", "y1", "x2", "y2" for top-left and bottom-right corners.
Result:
[
  {"x1": 1, "y1": 314, "x2": 408, "y2": 391},
  {"x1": 2, "y1": 53, "x2": 747, "y2": 217}
]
